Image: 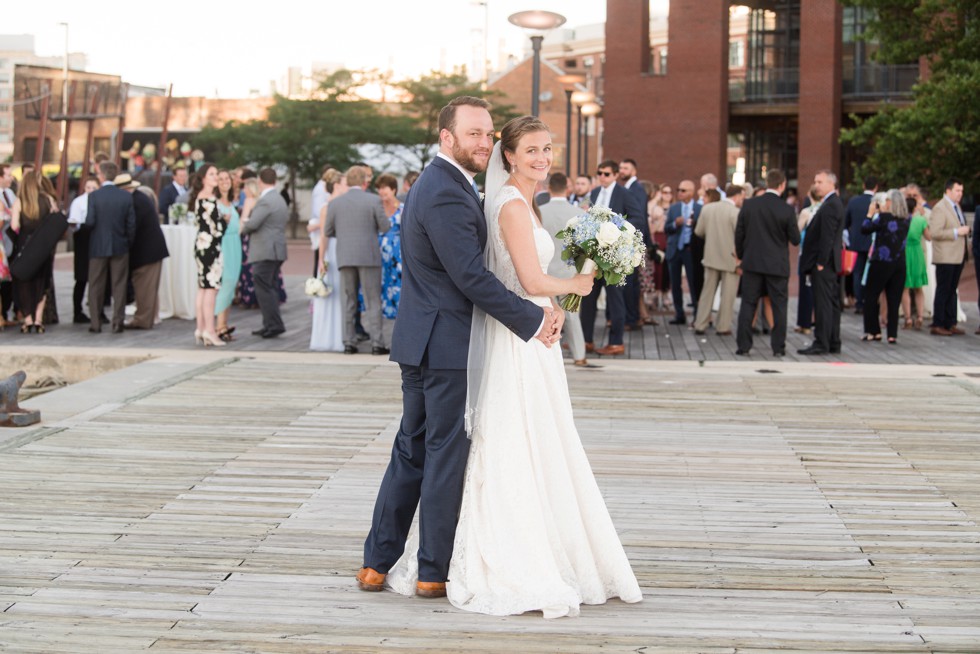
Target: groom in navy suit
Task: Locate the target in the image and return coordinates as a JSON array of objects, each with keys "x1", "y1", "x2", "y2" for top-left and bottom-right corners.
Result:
[{"x1": 358, "y1": 97, "x2": 560, "y2": 598}]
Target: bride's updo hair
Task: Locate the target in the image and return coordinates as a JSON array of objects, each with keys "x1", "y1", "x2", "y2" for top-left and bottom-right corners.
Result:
[{"x1": 499, "y1": 116, "x2": 550, "y2": 173}]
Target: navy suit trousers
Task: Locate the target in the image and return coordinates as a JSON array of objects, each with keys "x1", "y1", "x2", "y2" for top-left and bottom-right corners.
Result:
[
  {"x1": 363, "y1": 364, "x2": 470, "y2": 582},
  {"x1": 668, "y1": 248, "x2": 694, "y2": 322}
]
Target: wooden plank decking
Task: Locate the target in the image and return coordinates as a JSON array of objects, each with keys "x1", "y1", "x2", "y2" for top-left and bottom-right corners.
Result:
[{"x1": 1, "y1": 355, "x2": 979, "y2": 652}]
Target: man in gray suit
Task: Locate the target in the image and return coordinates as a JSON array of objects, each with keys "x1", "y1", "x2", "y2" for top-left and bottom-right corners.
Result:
[
  {"x1": 539, "y1": 172, "x2": 595, "y2": 368},
  {"x1": 240, "y1": 168, "x2": 289, "y2": 338},
  {"x1": 325, "y1": 165, "x2": 389, "y2": 354},
  {"x1": 86, "y1": 161, "x2": 135, "y2": 333}
]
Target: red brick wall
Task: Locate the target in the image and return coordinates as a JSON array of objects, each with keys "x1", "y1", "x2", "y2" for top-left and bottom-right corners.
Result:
[
  {"x1": 798, "y1": 2, "x2": 843, "y2": 188},
  {"x1": 603, "y1": 0, "x2": 729, "y2": 187}
]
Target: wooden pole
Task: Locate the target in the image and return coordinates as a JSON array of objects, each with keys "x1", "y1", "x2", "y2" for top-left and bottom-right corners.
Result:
[
  {"x1": 34, "y1": 85, "x2": 51, "y2": 171},
  {"x1": 56, "y1": 82, "x2": 77, "y2": 208},
  {"x1": 154, "y1": 83, "x2": 173, "y2": 198},
  {"x1": 78, "y1": 85, "x2": 101, "y2": 191}
]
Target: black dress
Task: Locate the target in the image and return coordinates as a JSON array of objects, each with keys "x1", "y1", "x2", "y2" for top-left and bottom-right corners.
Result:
[
  {"x1": 13, "y1": 196, "x2": 56, "y2": 320},
  {"x1": 194, "y1": 197, "x2": 225, "y2": 289}
]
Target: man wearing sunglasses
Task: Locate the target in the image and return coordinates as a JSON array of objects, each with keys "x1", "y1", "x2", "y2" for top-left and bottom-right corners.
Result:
[
  {"x1": 580, "y1": 160, "x2": 643, "y2": 356},
  {"x1": 664, "y1": 180, "x2": 702, "y2": 324}
]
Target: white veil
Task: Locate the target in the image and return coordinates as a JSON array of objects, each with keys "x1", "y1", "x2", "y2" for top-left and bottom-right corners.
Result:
[{"x1": 464, "y1": 141, "x2": 509, "y2": 438}]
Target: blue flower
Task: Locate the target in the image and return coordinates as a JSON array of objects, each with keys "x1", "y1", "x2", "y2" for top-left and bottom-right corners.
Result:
[{"x1": 877, "y1": 245, "x2": 891, "y2": 260}]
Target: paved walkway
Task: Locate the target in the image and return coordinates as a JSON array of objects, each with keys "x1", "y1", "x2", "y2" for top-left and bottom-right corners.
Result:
[{"x1": 1, "y1": 352, "x2": 978, "y2": 652}]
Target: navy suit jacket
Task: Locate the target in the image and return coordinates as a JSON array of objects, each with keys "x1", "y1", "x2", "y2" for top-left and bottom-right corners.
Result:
[
  {"x1": 800, "y1": 192, "x2": 845, "y2": 274},
  {"x1": 129, "y1": 190, "x2": 169, "y2": 270},
  {"x1": 589, "y1": 183, "x2": 645, "y2": 222},
  {"x1": 664, "y1": 200, "x2": 702, "y2": 261},
  {"x1": 158, "y1": 182, "x2": 183, "y2": 223},
  {"x1": 389, "y1": 156, "x2": 543, "y2": 369},
  {"x1": 845, "y1": 192, "x2": 874, "y2": 253},
  {"x1": 623, "y1": 181, "x2": 652, "y2": 248},
  {"x1": 86, "y1": 184, "x2": 135, "y2": 258}
]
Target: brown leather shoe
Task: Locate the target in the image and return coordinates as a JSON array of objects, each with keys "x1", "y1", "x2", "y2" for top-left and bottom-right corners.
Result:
[
  {"x1": 585, "y1": 342, "x2": 595, "y2": 353},
  {"x1": 595, "y1": 344, "x2": 625, "y2": 356},
  {"x1": 930, "y1": 326, "x2": 953, "y2": 336},
  {"x1": 356, "y1": 567, "x2": 386, "y2": 592},
  {"x1": 416, "y1": 581, "x2": 447, "y2": 598},
  {"x1": 950, "y1": 326, "x2": 965, "y2": 335}
]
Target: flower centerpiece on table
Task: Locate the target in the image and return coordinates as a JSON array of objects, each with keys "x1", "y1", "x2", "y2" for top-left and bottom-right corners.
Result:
[
  {"x1": 555, "y1": 205, "x2": 646, "y2": 312},
  {"x1": 168, "y1": 202, "x2": 189, "y2": 226}
]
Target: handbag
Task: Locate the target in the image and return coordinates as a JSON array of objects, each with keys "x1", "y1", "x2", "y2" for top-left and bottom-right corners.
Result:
[{"x1": 839, "y1": 249, "x2": 858, "y2": 276}]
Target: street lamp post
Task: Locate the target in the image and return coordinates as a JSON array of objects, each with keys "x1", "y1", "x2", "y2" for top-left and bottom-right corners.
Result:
[
  {"x1": 580, "y1": 101, "x2": 601, "y2": 175},
  {"x1": 557, "y1": 73, "x2": 586, "y2": 176},
  {"x1": 508, "y1": 10, "x2": 566, "y2": 117},
  {"x1": 570, "y1": 90, "x2": 595, "y2": 176}
]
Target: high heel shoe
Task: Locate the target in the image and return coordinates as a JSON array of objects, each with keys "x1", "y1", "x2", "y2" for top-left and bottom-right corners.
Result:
[
  {"x1": 194, "y1": 329, "x2": 203, "y2": 345},
  {"x1": 33, "y1": 324, "x2": 44, "y2": 334},
  {"x1": 217, "y1": 326, "x2": 236, "y2": 342},
  {"x1": 201, "y1": 331, "x2": 227, "y2": 347},
  {"x1": 20, "y1": 322, "x2": 31, "y2": 334}
]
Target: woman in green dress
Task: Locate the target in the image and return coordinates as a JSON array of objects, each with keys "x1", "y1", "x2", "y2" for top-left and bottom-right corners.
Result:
[
  {"x1": 214, "y1": 169, "x2": 242, "y2": 341},
  {"x1": 901, "y1": 195, "x2": 931, "y2": 330}
]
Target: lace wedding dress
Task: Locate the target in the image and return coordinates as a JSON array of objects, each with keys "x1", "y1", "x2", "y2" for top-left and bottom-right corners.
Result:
[{"x1": 386, "y1": 181, "x2": 642, "y2": 618}]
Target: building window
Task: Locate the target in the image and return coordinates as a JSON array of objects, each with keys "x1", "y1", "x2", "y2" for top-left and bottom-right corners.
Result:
[
  {"x1": 23, "y1": 137, "x2": 55, "y2": 163},
  {"x1": 647, "y1": 0, "x2": 669, "y2": 76},
  {"x1": 841, "y1": 7, "x2": 917, "y2": 97},
  {"x1": 729, "y1": 40, "x2": 745, "y2": 68},
  {"x1": 743, "y1": 0, "x2": 800, "y2": 102}
]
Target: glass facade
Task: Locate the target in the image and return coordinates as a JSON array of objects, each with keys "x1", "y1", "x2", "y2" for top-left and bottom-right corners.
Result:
[{"x1": 841, "y1": 7, "x2": 918, "y2": 98}]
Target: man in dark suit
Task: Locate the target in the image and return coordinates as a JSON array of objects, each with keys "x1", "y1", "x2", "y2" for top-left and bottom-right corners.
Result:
[
  {"x1": 86, "y1": 161, "x2": 135, "y2": 333},
  {"x1": 240, "y1": 168, "x2": 289, "y2": 338},
  {"x1": 324, "y1": 165, "x2": 390, "y2": 354},
  {"x1": 798, "y1": 169, "x2": 845, "y2": 355},
  {"x1": 664, "y1": 179, "x2": 702, "y2": 324},
  {"x1": 844, "y1": 175, "x2": 877, "y2": 313},
  {"x1": 734, "y1": 169, "x2": 801, "y2": 356},
  {"x1": 358, "y1": 97, "x2": 557, "y2": 599},
  {"x1": 118, "y1": 175, "x2": 169, "y2": 329},
  {"x1": 580, "y1": 159, "x2": 639, "y2": 356},
  {"x1": 618, "y1": 158, "x2": 652, "y2": 328},
  {"x1": 157, "y1": 166, "x2": 187, "y2": 224}
]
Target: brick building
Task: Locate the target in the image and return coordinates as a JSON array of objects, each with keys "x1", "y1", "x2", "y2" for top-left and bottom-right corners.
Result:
[{"x1": 602, "y1": 0, "x2": 917, "y2": 190}]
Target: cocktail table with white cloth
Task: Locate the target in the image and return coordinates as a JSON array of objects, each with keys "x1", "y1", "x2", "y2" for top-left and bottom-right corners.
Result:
[{"x1": 159, "y1": 224, "x2": 197, "y2": 320}]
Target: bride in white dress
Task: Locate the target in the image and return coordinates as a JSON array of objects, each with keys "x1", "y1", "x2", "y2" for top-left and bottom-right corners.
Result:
[{"x1": 387, "y1": 116, "x2": 642, "y2": 618}]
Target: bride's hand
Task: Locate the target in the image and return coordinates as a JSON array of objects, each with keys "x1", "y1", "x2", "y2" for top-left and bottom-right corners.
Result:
[
  {"x1": 534, "y1": 307, "x2": 558, "y2": 347},
  {"x1": 569, "y1": 273, "x2": 595, "y2": 297}
]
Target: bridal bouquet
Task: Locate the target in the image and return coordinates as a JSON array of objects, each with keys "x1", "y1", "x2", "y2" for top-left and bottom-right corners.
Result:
[{"x1": 555, "y1": 205, "x2": 646, "y2": 312}]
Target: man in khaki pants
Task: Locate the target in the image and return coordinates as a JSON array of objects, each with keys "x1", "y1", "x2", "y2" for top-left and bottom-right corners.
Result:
[
  {"x1": 928, "y1": 177, "x2": 969, "y2": 336},
  {"x1": 694, "y1": 184, "x2": 744, "y2": 335}
]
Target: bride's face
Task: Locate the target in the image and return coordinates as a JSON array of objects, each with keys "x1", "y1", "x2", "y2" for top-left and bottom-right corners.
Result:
[{"x1": 507, "y1": 130, "x2": 552, "y2": 182}]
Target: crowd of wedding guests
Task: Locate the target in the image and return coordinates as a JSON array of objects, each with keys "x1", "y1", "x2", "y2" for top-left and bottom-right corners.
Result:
[
  {"x1": 3, "y1": 154, "x2": 973, "y2": 359},
  {"x1": 526, "y1": 163, "x2": 975, "y2": 360}
]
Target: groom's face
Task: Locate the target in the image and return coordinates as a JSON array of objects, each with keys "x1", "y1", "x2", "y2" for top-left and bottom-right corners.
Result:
[{"x1": 445, "y1": 106, "x2": 494, "y2": 175}]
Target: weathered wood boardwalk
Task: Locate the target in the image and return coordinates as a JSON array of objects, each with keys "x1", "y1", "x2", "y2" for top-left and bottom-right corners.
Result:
[{"x1": 1, "y1": 353, "x2": 979, "y2": 652}]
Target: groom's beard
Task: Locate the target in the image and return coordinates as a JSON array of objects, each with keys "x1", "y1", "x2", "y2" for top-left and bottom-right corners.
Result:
[{"x1": 452, "y1": 141, "x2": 491, "y2": 175}]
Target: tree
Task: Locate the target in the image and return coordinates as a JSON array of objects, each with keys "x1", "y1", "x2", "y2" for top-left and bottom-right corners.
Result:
[
  {"x1": 838, "y1": 1, "x2": 979, "y2": 197},
  {"x1": 395, "y1": 70, "x2": 520, "y2": 170}
]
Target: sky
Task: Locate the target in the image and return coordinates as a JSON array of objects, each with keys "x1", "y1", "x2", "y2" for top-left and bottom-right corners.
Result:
[{"x1": 5, "y1": 1, "x2": 607, "y2": 98}]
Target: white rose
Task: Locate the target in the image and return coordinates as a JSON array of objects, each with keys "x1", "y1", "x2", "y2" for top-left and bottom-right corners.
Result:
[
  {"x1": 565, "y1": 216, "x2": 581, "y2": 230},
  {"x1": 596, "y1": 222, "x2": 621, "y2": 247},
  {"x1": 632, "y1": 253, "x2": 643, "y2": 268},
  {"x1": 623, "y1": 221, "x2": 636, "y2": 233}
]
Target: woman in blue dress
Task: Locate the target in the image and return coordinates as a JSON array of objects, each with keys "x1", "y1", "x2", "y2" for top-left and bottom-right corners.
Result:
[
  {"x1": 376, "y1": 174, "x2": 402, "y2": 319},
  {"x1": 214, "y1": 170, "x2": 242, "y2": 341}
]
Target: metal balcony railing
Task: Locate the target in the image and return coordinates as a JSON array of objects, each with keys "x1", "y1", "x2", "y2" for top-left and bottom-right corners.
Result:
[{"x1": 842, "y1": 63, "x2": 918, "y2": 98}]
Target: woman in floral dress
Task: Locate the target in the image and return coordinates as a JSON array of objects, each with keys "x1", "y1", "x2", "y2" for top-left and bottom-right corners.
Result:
[
  {"x1": 376, "y1": 174, "x2": 403, "y2": 319},
  {"x1": 191, "y1": 164, "x2": 226, "y2": 346}
]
